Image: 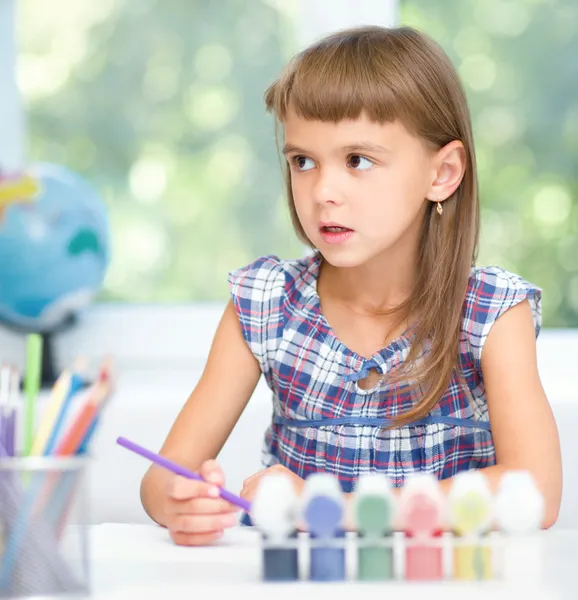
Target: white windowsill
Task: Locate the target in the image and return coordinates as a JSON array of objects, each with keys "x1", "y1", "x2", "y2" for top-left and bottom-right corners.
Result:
[{"x1": 0, "y1": 303, "x2": 576, "y2": 407}]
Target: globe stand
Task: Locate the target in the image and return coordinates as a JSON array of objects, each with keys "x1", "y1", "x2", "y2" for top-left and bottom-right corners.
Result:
[
  {"x1": 1, "y1": 313, "x2": 91, "y2": 390},
  {"x1": 36, "y1": 330, "x2": 91, "y2": 390},
  {"x1": 38, "y1": 331, "x2": 62, "y2": 389},
  {"x1": 34, "y1": 315, "x2": 91, "y2": 390}
]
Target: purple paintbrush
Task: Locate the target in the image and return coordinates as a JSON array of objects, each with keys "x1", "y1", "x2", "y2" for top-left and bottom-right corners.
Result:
[{"x1": 116, "y1": 436, "x2": 252, "y2": 512}]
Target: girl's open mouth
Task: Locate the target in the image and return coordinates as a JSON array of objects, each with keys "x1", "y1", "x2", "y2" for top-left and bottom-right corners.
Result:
[{"x1": 319, "y1": 225, "x2": 354, "y2": 245}]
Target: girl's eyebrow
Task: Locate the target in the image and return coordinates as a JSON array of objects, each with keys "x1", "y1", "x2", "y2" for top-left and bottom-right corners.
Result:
[
  {"x1": 282, "y1": 143, "x2": 307, "y2": 155},
  {"x1": 341, "y1": 143, "x2": 392, "y2": 154},
  {"x1": 282, "y1": 142, "x2": 392, "y2": 155}
]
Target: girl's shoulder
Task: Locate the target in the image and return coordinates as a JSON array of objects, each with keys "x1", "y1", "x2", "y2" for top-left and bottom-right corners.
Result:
[
  {"x1": 462, "y1": 265, "x2": 542, "y2": 367},
  {"x1": 228, "y1": 255, "x2": 319, "y2": 385},
  {"x1": 227, "y1": 253, "x2": 320, "y2": 377},
  {"x1": 227, "y1": 252, "x2": 319, "y2": 303}
]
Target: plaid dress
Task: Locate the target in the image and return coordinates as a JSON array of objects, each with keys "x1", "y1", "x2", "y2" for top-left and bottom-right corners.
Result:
[{"x1": 228, "y1": 252, "x2": 541, "y2": 493}]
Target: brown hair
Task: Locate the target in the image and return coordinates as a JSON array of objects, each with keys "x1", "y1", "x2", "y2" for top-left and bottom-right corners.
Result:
[{"x1": 264, "y1": 25, "x2": 479, "y2": 428}]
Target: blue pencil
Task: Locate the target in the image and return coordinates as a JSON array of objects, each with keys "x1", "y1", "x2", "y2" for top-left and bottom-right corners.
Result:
[{"x1": 43, "y1": 372, "x2": 86, "y2": 456}]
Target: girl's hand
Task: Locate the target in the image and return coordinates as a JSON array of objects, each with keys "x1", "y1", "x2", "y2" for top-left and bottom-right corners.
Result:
[
  {"x1": 240, "y1": 464, "x2": 305, "y2": 503},
  {"x1": 164, "y1": 459, "x2": 240, "y2": 546}
]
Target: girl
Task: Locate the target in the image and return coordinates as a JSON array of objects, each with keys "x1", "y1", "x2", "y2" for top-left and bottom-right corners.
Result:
[{"x1": 140, "y1": 25, "x2": 562, "y2": 546}]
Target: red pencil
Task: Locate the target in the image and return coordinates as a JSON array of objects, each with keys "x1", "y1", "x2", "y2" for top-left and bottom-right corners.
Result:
[{"x1": 54, "y1": 369, "x2": 112, "y2": 456}]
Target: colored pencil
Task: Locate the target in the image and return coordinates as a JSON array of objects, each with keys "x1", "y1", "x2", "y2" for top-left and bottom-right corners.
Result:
[
  {"x1": 54, "y1": 369, "x2": 112, "y2": 456},
  {"x1": 23, "y1": 334, "x2": 42, "y2": 456},
  {"x1": 30, "y1": 369, "x2": 72, "y2": 456},
  {"x1": 43, "y1": 365, "x2": 87, "y2": 456}
]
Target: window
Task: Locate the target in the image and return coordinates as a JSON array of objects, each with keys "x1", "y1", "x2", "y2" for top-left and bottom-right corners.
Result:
[
  {"x1": 13, "y1": 0, "x2": 397, "y2": 304},
  {"x1": 1, "y1": 0, "x2": 575, "y2": 376},
  {"x1": 15, "y1": 0, "x2": 301, "y2": 303},
  {"x1": 0, "y1": 0, "x2": 395, "y2": 368}
]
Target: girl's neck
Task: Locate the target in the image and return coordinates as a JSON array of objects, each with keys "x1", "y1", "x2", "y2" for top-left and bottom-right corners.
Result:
[{"x1": 318, "y1": 252, "x2": 417, "y2": 316}]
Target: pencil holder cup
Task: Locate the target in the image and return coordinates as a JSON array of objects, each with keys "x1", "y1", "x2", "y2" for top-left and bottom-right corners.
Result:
[{"x1": 0, "y1": 456, "x2": 91, "y2": 598}]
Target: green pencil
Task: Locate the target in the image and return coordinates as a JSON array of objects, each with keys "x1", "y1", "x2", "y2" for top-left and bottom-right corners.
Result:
[{"x1": 23, "y1": 333, "x2": 42, "y2": 456}]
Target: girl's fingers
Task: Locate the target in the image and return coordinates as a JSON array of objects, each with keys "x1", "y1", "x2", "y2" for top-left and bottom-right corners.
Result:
[
  {"x1": 169, "y1": 529, "x2": 224, "y2": 547},
  {"x1": 165, "y1": 497, "x2": 241, "y2": 516},
  {"x1": 240, "y1": 481, "x2": 258, "y2": 502},
  {"x1": 168, "y1": 475, "x2": 219, "y2": 501},
  {"x1": 242, "y1": 470, "x2": 264, "y2": 488},
  {"x1": 168, "y1": 513, "x2": 238, "y2": 535},
  {"x1": 199, "y1": 460, "x2": 226, "y2": 486}
]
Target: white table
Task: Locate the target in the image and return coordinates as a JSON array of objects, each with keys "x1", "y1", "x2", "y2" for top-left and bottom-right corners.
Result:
[{"x1": 85, "y1": 524, "x2": 578, "y2": 599}]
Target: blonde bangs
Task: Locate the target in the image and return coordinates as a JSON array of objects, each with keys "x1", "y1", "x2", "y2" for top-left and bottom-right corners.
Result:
[
  {"x1": 265, "y1": 26, "x2": 469, "y2": 152},
  {"x1": 265, "y1": 29, "x2": 412, "y2": 126}
]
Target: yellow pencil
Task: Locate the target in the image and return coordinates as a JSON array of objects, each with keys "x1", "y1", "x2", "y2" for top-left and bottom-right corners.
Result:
[{"x1": 29, "y1": 370, "x2": 72, "y2": 456}]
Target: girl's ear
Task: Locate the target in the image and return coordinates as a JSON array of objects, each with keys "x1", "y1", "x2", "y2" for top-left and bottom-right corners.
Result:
[{"x1": 427, "y1": 140, "x2": 466, "y2": 203}]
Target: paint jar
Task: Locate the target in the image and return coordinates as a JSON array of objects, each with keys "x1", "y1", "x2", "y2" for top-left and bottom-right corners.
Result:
[
  {"x1": 0, "y1": 456, "x2": 90, "y2": 598},
  {"x1": 308, "y1": 530, "x2": 347, "y2": 581},
  {"x1": 260, "y1": 532, "x2": 301, "y2": 581}
]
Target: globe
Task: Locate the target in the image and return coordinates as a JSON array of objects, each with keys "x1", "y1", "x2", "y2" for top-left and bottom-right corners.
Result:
[{"x1": 0, "y1": 162, "x2": 110, "y2": 335}]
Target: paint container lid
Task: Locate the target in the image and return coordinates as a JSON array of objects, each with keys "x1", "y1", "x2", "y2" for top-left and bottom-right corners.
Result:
[
  {"x1": 494, "y1": 470, "x2": 544, "y2": 534},
  {"x1": 354, "y1": 472, "x2": 396, "y2": 535},
  {"x1": 301, "y1": 473, "x2": 344, "y2": 537},
  {"x1": 398, "y1": 472, "x2": 444, "y2": 535},
  {"x1": 447, "y1": 470, "x2": 493, "y2": 535},
  {"x1": 251, "y1": 472, "x2": 299, "y2": 540},
  {"x1": 355, "y1": 472, "x2": 393, "y2": 496},
  {"x1": 400, "y1": 472, "x2": 444, "y2": 503}
]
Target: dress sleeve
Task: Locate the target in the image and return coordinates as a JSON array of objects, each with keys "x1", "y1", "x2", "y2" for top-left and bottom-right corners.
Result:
[
  {"x1": 227, "y1": 255, "x2": 287, "y2": 378},
  {"x1": 463, "y1": 266, "x2": 542, "y2": 372}
]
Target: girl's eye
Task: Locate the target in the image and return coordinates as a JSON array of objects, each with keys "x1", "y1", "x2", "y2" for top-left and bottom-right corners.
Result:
[
  {"x1": 291, "y1": 156, "x2": 315, "y2": 171},
  {"x1": 347, "y1": 154, "x2": 374, "y2": 170}
]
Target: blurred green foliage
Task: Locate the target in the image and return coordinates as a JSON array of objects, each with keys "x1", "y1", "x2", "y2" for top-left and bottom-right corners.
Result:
[
  {"x1": 401, "y1": 0, "x2": 578, "y2": 327},
  {"x1": 16, "y1": 0, "x2": 578, "y2": 326},
  {"x1": 17, "y1": 0, "x2": 302, "y2": 302}
]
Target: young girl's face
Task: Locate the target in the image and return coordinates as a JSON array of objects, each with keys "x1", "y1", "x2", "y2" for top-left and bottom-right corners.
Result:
[{"x1": 283, "y1": 110, "x2": 438, "y2": 269}]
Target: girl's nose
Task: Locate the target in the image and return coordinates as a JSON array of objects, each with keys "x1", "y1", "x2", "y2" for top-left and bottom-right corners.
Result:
[{"x1": 312, "y1": 168, "x2": 344, "y2": 207}]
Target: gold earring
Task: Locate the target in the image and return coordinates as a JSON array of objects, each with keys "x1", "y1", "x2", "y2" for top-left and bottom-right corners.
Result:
[{"x1": 437, "y1": 202, "x2": 443, "y2": 215}]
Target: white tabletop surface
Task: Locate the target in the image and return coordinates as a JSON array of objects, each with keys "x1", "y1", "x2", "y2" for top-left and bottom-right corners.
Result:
[{"x1": 85, "y1": 524, "x2": 577, "y2": 599}]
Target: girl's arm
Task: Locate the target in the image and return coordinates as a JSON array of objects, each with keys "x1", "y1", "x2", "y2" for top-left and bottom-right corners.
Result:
[
  {"x1": 437, "y1": 299, "x2": 562, "y2": 528},
  {"x1": 140, "y1": 299, "x2": 262, "y2": 526}
]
